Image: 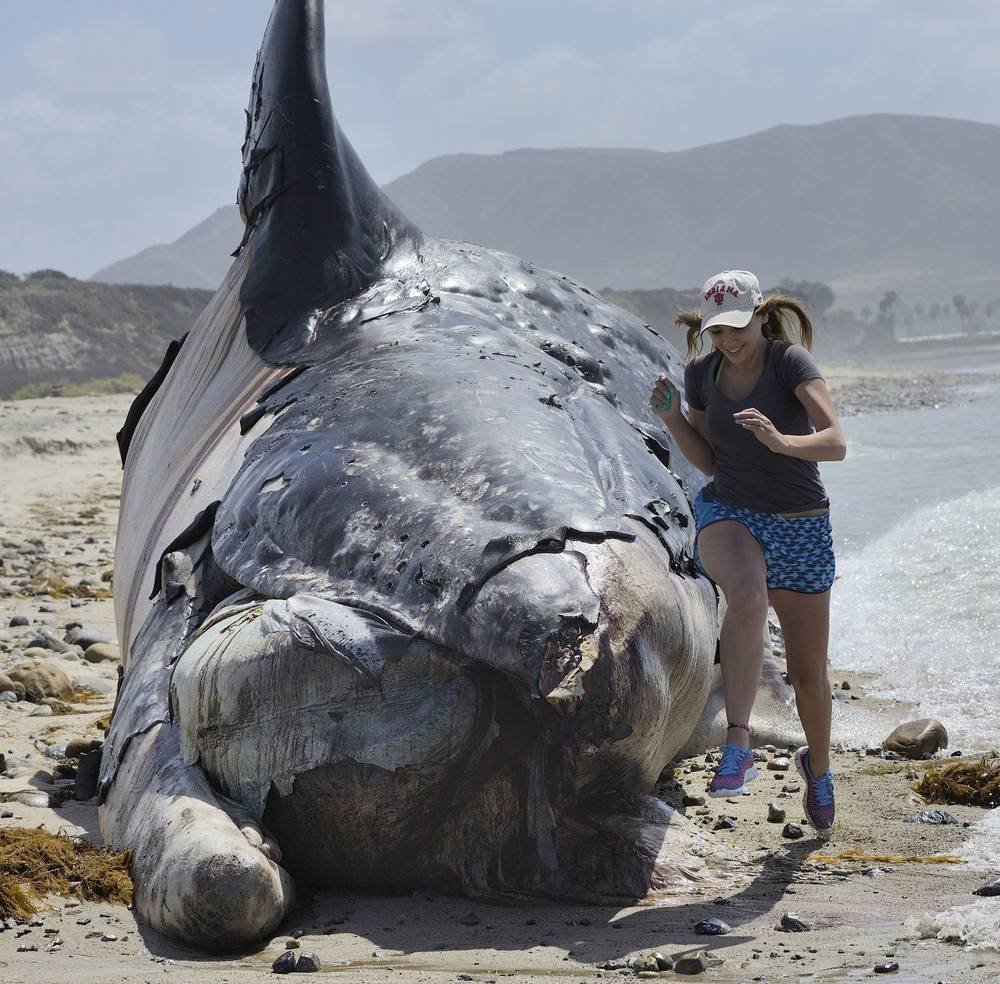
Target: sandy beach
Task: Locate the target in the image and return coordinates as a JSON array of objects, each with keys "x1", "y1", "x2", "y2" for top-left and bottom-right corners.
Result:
[{"x1": 1, "y1": 362, "x2": 998, "y2": 984}]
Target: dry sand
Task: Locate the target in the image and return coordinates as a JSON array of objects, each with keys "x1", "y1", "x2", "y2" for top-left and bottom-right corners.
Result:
[{"x1": 1, "y1": 365, "x2": 998, "y2": 984}]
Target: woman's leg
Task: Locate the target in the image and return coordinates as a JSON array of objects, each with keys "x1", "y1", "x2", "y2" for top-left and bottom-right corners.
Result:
[
  {"x1": 696, "y1": 520, "x2": 769, "y2": 749},
  {"x1": 768, "y1": 588, "x2": 832, "y2": 775}
]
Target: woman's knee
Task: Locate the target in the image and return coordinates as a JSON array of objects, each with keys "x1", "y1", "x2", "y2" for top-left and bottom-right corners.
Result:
[
  {"x1": 722, "y1": 580, "x2": 769, "y2": 621},
  {"x1": 786, "y1": 662, "x2": 831, "y2": 695}
]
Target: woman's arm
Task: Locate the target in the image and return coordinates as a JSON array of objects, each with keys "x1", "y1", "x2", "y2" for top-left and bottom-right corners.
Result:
[
  {"x1": 649, "y1": 375, "x2": 715, "y2": 475},
  {"x1": 732, "y1": 378, "x2": 846, "y2": 462}
]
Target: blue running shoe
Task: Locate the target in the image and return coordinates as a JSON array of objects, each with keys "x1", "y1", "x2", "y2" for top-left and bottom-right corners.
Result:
[
  {"x1": 794, "y1": 746, "x2": 835, "y2": 833},
  {"x1": 707, "y1": 743, "x2": 758, "y2": 797}
]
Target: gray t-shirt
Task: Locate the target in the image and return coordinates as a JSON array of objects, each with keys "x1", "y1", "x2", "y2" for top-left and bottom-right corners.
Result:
[{"x1": 683, "y1": 338, "x2": 829, "y2": 513}]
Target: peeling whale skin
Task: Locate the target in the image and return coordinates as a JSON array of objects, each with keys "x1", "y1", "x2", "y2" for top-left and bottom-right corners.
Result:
[{"x1": 98, "y1": 0, "x2": 777, "y2": 951}]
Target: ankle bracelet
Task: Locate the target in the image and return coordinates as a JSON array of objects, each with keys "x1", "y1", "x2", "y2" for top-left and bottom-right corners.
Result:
[{"x1": 727, "y1": 721, "x2": 750, "y2": 733}]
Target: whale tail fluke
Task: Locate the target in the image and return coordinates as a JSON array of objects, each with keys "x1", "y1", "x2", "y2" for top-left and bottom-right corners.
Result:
[{"x1": 237, "y1": 0, "x2": 420, "y2": 361}]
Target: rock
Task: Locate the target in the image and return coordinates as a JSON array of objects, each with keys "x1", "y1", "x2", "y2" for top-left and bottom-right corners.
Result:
[
  {"x1": 779, "y1": 913, "x2": 810, "y2": 932},
  {"x1": 768, "y1": 803, "x2": 786, "y2": 823},
  {"x1": 694, "y1": 917, "x2": 730, "y2": 935},
  {"x1": 904, "y1": 809, "x2": 958, "y2": 825},
  {"x1": 673, "y1": 950, "x2": 711, "y2": 975},
  {"x1": 14, "y1": 790, "x2": 52, "y2": 808},
  {"x1": 653, "y1": 952, "x2": 673, "y2": 971},
  {"x1": 713, "y1": 816, "x2": 737, "y2": 831},
  {"x1": 65, "y1": 628, "x2": 110, "y2": 649},
  {"x1": 767, "y1": 757, "x2": 790, "y2": 771},
  {"x1": 781, "y1": 782, "x2": 800, "y2": 793},
  {"x1": 8, "y1": 615, "x2": 29, "y2": 627},
  {"x1": 286, "y1": 939, "x2": 300, "y2": 948},
  {"x1": 29, "y1": 703, "x2": 54, "y2": 717},
  {"x1": 841, "y1": 680, "x2": 851, "y2": 690},
  {"x1": 6, "y1": 660, "x2": 73, "y2": 702},
  {"x1": 0, "y1": 691, "x2": 17, "y2": 703},
  {"x1": 600, "y1": 960, "x2": 629, "y2": 970},
  {"x1": 74, "y1": 748, "x2": 102, "y2": 800},
  {"x1": 632, "y1": 953, "x2": 660, "y2": 972},
  {"x1": 83, "y1": 643, "x2": 120, "y2": 664},
  {"x1": 882, "y1": 719, "x2": 948, "y2": 759},
  {"x1": 21, "y1": 646, "x2": 56, "y2": 660},
  {"x1": 27, "y1": 628, "x2": 71, "y2": 653},
  {"x1": 272, "y1": 950, "x2": 297, "y2": 973},
  {"x1": 972, "y1": 875, "x2": 1000, "y2": 897},
  {"x1": 782, "y1": 823, "x2": 804, "y2": 840},
  {"x1": 682, "y1": 794, "x2": 705, "y2": 807},
  {"x1": 874, "y1": 961, "x2": 899, "y2": 974},
  {"x1": 65, "y1": 737, "x2": 103, "y2": 759},
  {"x1": 294, "y1": 952, "x2": 321, "y2": 972}
]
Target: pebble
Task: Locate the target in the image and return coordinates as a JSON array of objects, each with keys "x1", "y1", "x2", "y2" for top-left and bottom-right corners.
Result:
[
  {"x1": 781, "y1": 782, "x2": 800, "y2": 793},
  {"x1": 653, "y1": 952, "x2": 673, "y2": 971},
  {"x1": 767, "y1": 803, "x2": 786, "y2": 822},
  {"x1": 713, "y1": 816, "x2": 737, "y2": 831},
  {"x1": 767, "y1": 757, "x2": 790, "y2": 771},
  {"x1": 0, "y1": 691, "x2": 16, "y2": 702},
  {"x1": 782, "y1": 823, "x2": 804, "y2": 840},
  {"x1": 8, "y1": 615, "x2": 29, "y2": 627},
  {"x1": 673, "y1": 950, "x2": 711, "y2": 975},
  {"x1": 272, "y1": 950, "x2": 297, "y2": 974},
  {"x1": 693, "y1": 917, "x2": 731, "y2": 935},
  {"x1": 682, "y1": 794, "x2": 705, "y2": 807},
  {"x1": 66, "y1": 628, "x2": 111, "y2": 649},
  {"x1": 101, "y1": 933, "x2": 118, "y2": 942},
  {"x1": 295, "y1": 951, "x2": 321, "y2": 972},
  {"x1": 779, "y1": 913, "x2": 811, "y2": 932},
  {"x1": 874, "y1": 961, "x2": 900, "y2": 974},
  {"x1": 83, "y1": 643, "x2": 119, "y2": 664},
  {"x1": 286, "y1": 939, "x2": 300, "y2": 949},
  {"x1": 77, "y1": 916, "x2": 91, "y2": 925},
  {"x1": 17, "y1": 943, "x2": 40, "y2": 952},
  {"x1": 631, "y1": 953, "x2": 660, "y2": 973},
  {"x1": 972, "y1": 875, "x2": 1000, "y2": 897},
  {"x1": 841, "y1": 680, "x2": 851, "y2": 690}
]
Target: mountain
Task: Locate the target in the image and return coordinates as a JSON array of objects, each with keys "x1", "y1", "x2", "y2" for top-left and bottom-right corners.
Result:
[
  {"x1": 0, "y1": 270, "x2": 211, "y2": 398},
  {"x1": 92, "y1": 207, "x2": 243, "y2": 290},
  {"x1": 92, "y1": 114, "x2": 1000, "y2": 306}
]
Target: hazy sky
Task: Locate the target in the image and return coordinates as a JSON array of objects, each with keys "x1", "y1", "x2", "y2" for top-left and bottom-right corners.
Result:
[{"x1": 3, "y1": 0, "x2": 999, "y2": 278}]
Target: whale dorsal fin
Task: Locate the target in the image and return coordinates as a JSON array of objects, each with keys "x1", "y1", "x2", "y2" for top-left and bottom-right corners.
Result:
[{"x1": 236, "y1": 0, "x2": 419, "y2": 361}]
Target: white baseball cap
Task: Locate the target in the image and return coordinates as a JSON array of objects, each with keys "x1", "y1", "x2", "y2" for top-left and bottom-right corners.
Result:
[{"x1": 699, "y1": 270, "x2": 764, "y2": 332}]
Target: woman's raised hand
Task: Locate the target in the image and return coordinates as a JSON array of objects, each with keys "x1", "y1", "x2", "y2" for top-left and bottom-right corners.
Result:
[
  {"x1": 650, "y1": 374, "x2": 680, "y2": 421},
  {"x1": 733, "y1": 407, "x2": 789, "y2": 454}
]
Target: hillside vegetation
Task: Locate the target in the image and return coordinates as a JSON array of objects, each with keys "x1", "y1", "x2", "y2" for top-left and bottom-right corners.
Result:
[{"x1": 0, "y1": 270, "x2": 210, "y2": 399}]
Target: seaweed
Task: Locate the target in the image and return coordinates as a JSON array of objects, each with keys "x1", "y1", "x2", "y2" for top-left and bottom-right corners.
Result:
[
  {"x1": 0, "y1": 827, "x2": 132, "y2": 920},
  {"x1": 807, "y1": 845, "x2": 961, "y2": 865},
  {"x1": 912, "y1": 753, "x2": 1000, "y2": 808}
]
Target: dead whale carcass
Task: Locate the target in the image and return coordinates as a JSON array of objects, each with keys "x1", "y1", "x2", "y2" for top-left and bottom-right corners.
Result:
[{"x1": 100, "y1": 0, "x2": 739, "y2": 950}]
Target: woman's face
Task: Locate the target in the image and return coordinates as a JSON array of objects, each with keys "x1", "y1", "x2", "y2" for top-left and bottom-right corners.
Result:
[{"x1": 706, "y1": 311, "x2": 767, "y2": 367}]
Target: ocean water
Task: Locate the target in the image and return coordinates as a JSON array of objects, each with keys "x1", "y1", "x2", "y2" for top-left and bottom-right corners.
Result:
[
  {"x1": 819, "y1": 376, "x2": 1000, "y2": 950},
  {"x1": 822, "y1": 391, "x2": 1000, "y2": 751}
]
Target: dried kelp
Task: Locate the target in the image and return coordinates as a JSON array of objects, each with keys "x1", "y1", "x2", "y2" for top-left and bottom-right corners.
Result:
[
  {"x1": 807, "y1": 845, "x2": 961, "y2": 865},
  {"x1": 0, "y1": 827, "x2": 132, "y2": 920},
  {"x1": 913, "y1": 754, "x2": 1000, "y2": 808}
]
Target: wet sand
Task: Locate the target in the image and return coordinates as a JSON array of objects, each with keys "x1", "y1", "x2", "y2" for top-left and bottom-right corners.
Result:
[{"x1": 1, "y1": 374, "x2": 998, "y2": 983}]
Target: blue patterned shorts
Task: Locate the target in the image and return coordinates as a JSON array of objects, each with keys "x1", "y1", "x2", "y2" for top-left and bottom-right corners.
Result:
[{"x1": 693, "y1": 489, "x2": 836, "y2": 594}]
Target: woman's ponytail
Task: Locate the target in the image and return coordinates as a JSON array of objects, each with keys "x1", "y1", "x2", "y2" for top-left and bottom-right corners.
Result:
[{"x1": 675, "y1": 293, "x2": 814, "y2": 358}]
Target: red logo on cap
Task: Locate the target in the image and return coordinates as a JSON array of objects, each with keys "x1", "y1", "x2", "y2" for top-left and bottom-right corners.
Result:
[{"x1": 705, "y1": 281, "x2": 740, "y2": 307}]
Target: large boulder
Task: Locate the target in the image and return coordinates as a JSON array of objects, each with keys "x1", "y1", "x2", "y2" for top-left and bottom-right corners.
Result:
[
  {"x1": 882, "y1": 718, "x2": 948, "y2": 759},
  {"x1": 6, "y1": 659, "x2": 74, "y2": 703}
]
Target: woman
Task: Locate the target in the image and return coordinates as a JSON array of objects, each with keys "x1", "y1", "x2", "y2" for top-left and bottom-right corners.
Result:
[{"x1": 649, "y1": 270, "x2": 846, "y2": 833}]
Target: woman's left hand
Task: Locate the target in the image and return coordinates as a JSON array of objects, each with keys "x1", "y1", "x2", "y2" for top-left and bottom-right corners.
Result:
[{"x1": 733, "y1": 408, "x2": 789, "y2": 454}]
